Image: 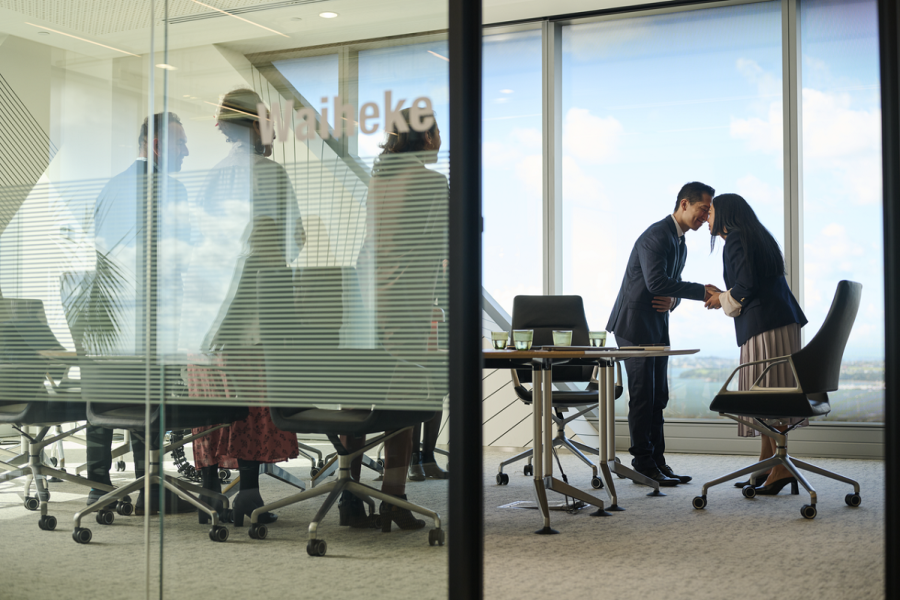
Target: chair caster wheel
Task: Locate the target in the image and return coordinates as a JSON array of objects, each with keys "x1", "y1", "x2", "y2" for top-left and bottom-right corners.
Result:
[
  {"x1": 692, "y1": 496, "x2": 707, "y2": 509},
  {"x1": 38, "y1": 515, "x2": 57, "y2": 531},
  {"x1": 24, "y1": 496, "x2": 40, "y2": 511},
  {"x1": 115, "y1": 461, "x2": 126, "y2": 472},
  {"x1": 317, "y1": 460, "x2": 325, "y2": 469},
  {"x1": 376, "y1": 459, "x2": 385, "y2": 469},
  {"x1": 800, "y1": 504, "x2": 817, "y2": 519},
  {"x1": 73, "y1": 527, "x2": 92, "y2": 544},
  {"x1": 306, "y1": 539, "x2": 327, "y2": 556},
  {"x1": 590, "y1": 477, "x2": 603, "y2": 489},
  {"x1": 496, "y1": 473, "x2": 509, "y2": 485},
  {"x1": 116, "y1": 501, "x2": 134, "y2": 516},
  {"x1": 742, "y1": 485, "x2": 756, "y2": 499},
  {"x1": 209, "y1": 526, "x2": 229, "y2": 542},
  {"x1": 310, "y1": 468, "x2": 319, "y2": 478},
  {"x1": 523, "y1": 464, "x2": 533, "y2": 477},
  {"x1": 96, "y1": 510, "x2": 115, "y2": 525},
  {"x1": 249, "y1": 524, "x2": 268, "y2": 540},
  {"x1": 218, "y1": 469, "x2": 231, "y2": 481},
  {"x1": 845, "y1": 493, "x2": 861, "y2": 507},
  {"x1": 50, "y1": 457, "x2": 58, "y2": 467},
  {"x1": 428, "y1": 528, "x2": 445, "y2": 546}
]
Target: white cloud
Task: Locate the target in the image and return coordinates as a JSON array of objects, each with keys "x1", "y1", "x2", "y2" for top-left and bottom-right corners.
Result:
[
  {"x1": 563, "y1": 108, "x2": 623, "y2": 164},
  {"x1": 730, "y1": 102, "x2": 783, "y2": 156},
  {"x1": 802, "y1": 88, "x2": 880, "y2": 161},
  {"x1": 730, "y1": 59, "x2": 882, "y2": 207},
  {"x1": 735, "y1": 174, "x2": 781, "y2": 205}
]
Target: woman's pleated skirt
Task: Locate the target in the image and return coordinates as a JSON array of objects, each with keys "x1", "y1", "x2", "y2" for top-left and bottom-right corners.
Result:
[{"x1": 737, "y1": 322, "x2": 807, "y2": 437}]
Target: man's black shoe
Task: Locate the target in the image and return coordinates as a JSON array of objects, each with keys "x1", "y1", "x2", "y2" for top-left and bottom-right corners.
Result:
[
  {"x1": 134, "y1": 486, "x2": 197, "y2": 516},
  {"x1": 634, "y1": 465, "x2": 680, "y2": 487},
  {"x1": 86, "y1": 488, "x2": 105, "y2": 506},
  {"x1": 658, "y1": 464, "x2": 692, "y2": 483}
]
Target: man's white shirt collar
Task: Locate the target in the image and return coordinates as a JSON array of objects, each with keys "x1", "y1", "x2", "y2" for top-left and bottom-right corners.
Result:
[{"x1": 670, "y1": 214, "x2": 685, "y2": 238}]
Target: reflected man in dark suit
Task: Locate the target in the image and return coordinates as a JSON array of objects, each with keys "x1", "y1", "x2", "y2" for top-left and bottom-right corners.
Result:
[
  {"x1": 82, "y1": 112, "x2": 192, "y2": 514},
  {"x1": 606, "y1": 182, "x2": 716, "y2": 486}
]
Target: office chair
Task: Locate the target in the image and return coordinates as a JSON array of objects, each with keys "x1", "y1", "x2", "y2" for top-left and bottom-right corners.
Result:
[
  {"x1": 496, "y1": 295, "x2": 622, "y2": 488},
  {"x1": 70, "y1": 358, "x2": 250, "y2": 543},
  {"x1": 0, "y1": 298, "x2": 120, "y2": 531},
  {"x1": 692, "y1": 280, "x2": 863, "y2": 519},
  {"x1": 245, "y1": 267, "x2": 445, "y2": 556}
]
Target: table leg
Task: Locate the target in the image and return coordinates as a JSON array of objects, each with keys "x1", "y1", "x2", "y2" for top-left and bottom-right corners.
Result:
[
  {"x1": 531, "y1": 367, "x2": 556, "y2": 534},
  {"x1": 543, "y1": 366, "x2": 553, "y2": 478},
  {"x1": 606, "y1": 367, "x2": 662, "y2": 495},
  {"x1": 595, "y1": 362, "x2": 621, "y2": 511}
]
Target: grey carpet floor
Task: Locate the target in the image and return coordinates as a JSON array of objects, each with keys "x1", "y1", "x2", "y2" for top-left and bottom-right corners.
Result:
[{"x1": 0, "y1": 447, "x2": 884, "y2": 599}]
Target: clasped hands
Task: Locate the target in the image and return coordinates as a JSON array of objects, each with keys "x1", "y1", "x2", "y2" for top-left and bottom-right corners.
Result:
[
  {"x1": 704, "y1": 284, "x2": 723, "y2": 310},
  {"x1": 652, "y1": 284, "x2": 723, "y2": 313}
]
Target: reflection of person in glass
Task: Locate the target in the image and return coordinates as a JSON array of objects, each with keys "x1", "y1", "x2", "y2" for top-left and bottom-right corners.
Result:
[
  {"x1": 189, "y1": 89, "x2": 299, "y2": 526},
  {"x1": 704, "y1": 194, "x2": 808, "y2": 494},
  {"x1": 340, "y1": 107, "x2": 448, "y2": 529},
  {"x1": 80, "y1": 112, "x2": 194, "y2": 515}
]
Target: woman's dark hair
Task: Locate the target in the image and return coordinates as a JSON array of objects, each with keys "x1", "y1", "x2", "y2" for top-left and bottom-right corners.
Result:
[
  {"x1": 710, "y1": 193, "x2": 784, "y2": 278},
  {"x1": 378, "y1": 107, "x2": 437, "y2": 155},
  {"x1": 216, "y1": 88, "x2": 267, "y2": 153}
]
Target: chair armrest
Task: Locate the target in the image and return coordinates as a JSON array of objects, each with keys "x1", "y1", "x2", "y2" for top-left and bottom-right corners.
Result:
[{"x1": 717, "y1": 355, "x2": 796, "y2": 395}]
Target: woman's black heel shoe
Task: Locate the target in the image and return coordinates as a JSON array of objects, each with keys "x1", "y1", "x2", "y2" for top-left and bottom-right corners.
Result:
[
  {"x1": 380, "y1": 495, "x2": 425, "y2": 532},
  {"x1": 338, "y1": 491, "x2": 378, "y2": 528},
  {"x1": 232, "y1": 489, "x2": 278, "y2": 526},
  {"x1": 754, "y1": 476, "x2": 799, "y2": 495},
  {"x1": 733, "y1": 472, "x2": 771, "y2": 488}
]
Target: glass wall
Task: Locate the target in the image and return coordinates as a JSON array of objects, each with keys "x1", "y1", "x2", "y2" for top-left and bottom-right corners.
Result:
[
  {"x1": 561, "y1": 2, "x2": 785, "y2": 418},
  {"x1": 800, "y1": 0, "x2": 884, "y2": 422},
  {"x1": 482, "y1": 29, "x2": 543, "y2": 308},
  {"x1": 0, "y1": 1, "x2": 451, "y2": 596}
]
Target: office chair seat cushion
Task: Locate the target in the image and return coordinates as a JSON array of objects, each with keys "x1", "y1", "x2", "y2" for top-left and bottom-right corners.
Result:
[
  {"x1": 87, "y1": 403, "x2": 250, "y2": 433},
  {"x1": 0, "y1": 400, "x2": 87, "y2": 425},
  {"x1": 513, "y1": 385, "x2": 599, "y2": 406},
  {"x1": 710, "y1": 391, "x2": 830, "y2": 419},
  {"x1": 271, "y1": 407, "x2": 436, "y2": 437}
]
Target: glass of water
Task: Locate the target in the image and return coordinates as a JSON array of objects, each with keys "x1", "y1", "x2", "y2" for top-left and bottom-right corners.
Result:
[
  {"x1": 552, "y1": 330, "x2": 572, "y2": 346},
  {"x1": 490, "y1": 331, "x2": 508, "y2": 349},
  {"x1": 589, "y1": 331, "x2": 607, "y2": 347},
  {"x1": 512, "y1": 329, "x2": 534, "y2": 350}
]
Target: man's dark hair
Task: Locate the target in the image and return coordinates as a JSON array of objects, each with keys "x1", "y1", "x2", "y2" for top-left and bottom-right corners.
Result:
[
  {"x1": 673, "y1": 181, "x2": 715, "y2": 212},
  {"x1": 138, "y1": 112, "x2": 182, "y2": 149}
]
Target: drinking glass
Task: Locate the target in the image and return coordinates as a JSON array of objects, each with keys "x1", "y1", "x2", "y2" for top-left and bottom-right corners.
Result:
[
  {"x1": 589, "y1": 331, "x2": 608, "y2": 347},
  {"x1": 512, "y1": 329, "x2": 534, "y2": 350},
  {"x1": 490, "y1": 331, "x2": 508, "y2": 350},
  {"x1": 552, "y1": 330, "x2": 572, "y2": 346}
]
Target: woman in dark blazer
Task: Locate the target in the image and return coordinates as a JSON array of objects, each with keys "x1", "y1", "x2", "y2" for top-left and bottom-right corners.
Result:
[{"x1": 705, "y1": 193, "x2": 807, "y2": 495}]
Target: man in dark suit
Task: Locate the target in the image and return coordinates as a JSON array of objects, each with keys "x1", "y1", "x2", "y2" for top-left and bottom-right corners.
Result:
[
  {"x1": 606, "y1": 182, "x2": 716, "y2": 486},
  {"x1": 82, "y1": 112, "x2": 192, "y2": 514}
]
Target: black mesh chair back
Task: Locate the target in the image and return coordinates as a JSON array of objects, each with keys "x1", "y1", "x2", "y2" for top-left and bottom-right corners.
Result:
[
  {"x1": 790, "y1": 280, "x2": 862, "y2": 394},
  {"x1": 511, "y1": 295, "x2": 593, "y2": 385}
]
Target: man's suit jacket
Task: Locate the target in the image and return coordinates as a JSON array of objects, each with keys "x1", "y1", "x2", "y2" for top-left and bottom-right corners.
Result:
[
  {"x1": 723, "y1": 234, "x2": 807, "y2": 347},
  {"x1": 606, "y1": 216, "x2": 705, "y2": 345}
]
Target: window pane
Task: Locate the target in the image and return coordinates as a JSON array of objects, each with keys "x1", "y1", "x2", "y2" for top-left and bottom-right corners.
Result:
[
  {"x1": 562, "y1": 1, "x2": 784, "y2": 418},
  {"x1": 271, "y1": 54, "x2": 339, "y2": 128},
  {"x1": 482, "y1": 29, "x2": 543, "y2": 309},
  {"x1": 800, "y1": 0, "x2": 883, "y2": 422}
]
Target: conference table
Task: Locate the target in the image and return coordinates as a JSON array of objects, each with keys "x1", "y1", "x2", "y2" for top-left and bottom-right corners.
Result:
[{"x1": 483, "y1": 346, "x2": 699, "y2": 534}]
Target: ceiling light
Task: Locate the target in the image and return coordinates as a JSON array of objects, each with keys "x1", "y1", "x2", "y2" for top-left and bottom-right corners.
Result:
[
  {"x1": 37, "y1": 31, "x2": 50, "y2": 35},
  {"x1": 156, "y1": 64, "x2": 178, "y2": 70},
  {"x1": 183, "y1": 94, "x2": 191, "y2": 97},
  {"x1": 501, "y1": 89, "x2": 513, "y2": 94},
  {"x1": 319, "y1": 12, "x2": 339, "y2": 18}
]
